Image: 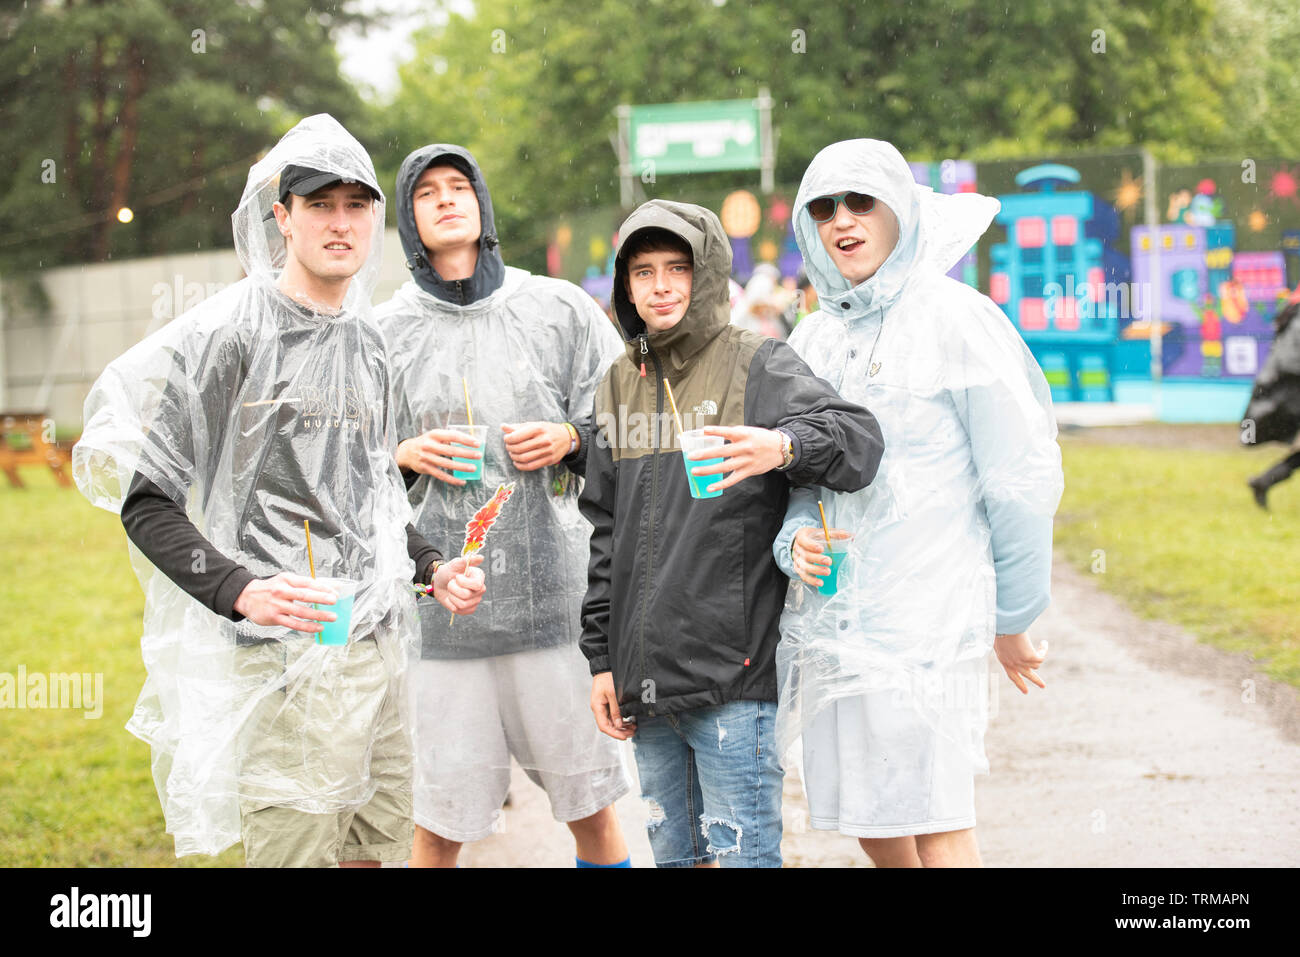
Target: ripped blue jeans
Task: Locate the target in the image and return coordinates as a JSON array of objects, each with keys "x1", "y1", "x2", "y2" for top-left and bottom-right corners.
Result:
[{"x1": 630, "y1": 700, "x2": 784, "y2": 868}]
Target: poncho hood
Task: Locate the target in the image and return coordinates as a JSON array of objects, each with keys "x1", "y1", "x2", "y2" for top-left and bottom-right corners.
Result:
[
  {"x1": 612, "y1": 199, "x2": 732, "y2": 371},
  {"x1": 793, "y1": 139, "x2": 999, "y2": 323},
  {"x1": 395, "y1": 144, "x2": 505, "y2": 305},
  {"x1": 232, "y1": 113, "x2": 386, "y2": 306}
]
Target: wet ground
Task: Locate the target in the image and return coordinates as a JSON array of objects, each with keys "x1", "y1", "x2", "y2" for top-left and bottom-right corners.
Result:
[{"x1": 448, "y1": 558, "x2": 1300, "y2": 867}]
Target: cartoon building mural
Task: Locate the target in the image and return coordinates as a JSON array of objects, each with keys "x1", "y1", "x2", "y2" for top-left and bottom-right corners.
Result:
[
  {"x1": 1131, "y1": 180, "x2": 1291, "y2": 401},
  {"x1": 988, "y1": 164, "x2": 1134, "y2": 402},
  {"x1": 546, "y1": 154, "x2": 1299, "y2": 420}
]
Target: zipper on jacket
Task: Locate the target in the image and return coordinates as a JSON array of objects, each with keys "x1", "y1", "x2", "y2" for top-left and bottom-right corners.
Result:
[
  {"x1": 637, "y1": 344, "x2": 663, "y2": 715},
  {"x1": 638, "y1": 333, "x2": 648, "y2": 377}
]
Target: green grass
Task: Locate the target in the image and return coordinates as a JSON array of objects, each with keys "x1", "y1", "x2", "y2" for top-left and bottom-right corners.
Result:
[
  {"x1": 1055, "y1": 436, "x2": 1300, "y2": 687},
  {"x1": 0, "y1": 467, "x2": 243, "y2": 866}
]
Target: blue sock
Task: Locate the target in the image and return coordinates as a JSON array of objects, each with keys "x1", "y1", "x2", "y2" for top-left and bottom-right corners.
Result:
[{"x1": 576, "y1": 855, "x2": 631, "y2": 868}]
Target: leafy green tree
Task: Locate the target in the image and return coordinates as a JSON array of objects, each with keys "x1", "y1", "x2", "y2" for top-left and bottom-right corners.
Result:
[
  {"x1": 0, "y1": 0, "x2": 373, "y2": 272},
  {"x1": 379, "y1": 0, "x2": 1290, "y2": 272}
]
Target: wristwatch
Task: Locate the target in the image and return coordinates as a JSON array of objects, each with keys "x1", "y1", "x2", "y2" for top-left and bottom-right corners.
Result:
[{"x1": 775, "y1": 429, "x2": 795, "y2": 471}]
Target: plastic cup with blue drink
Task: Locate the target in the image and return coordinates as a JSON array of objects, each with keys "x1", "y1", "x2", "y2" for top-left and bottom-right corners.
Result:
[
  {"x1": 810, "y1": 530, "x2": 853, "y2": 596},
  {"x1": 309, "y1": 577, "x2": 358, "y2": 646},
  {"x1": 679, "y1": 428, "x2": 726, "y2": 499},
  {"x1": 449, "y1": 425, "x2": 488, "y2": 482}
]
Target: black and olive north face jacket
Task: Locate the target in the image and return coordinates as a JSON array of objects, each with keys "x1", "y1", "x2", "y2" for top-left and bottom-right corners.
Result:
[{"x1": 578, "y1": 200, "x2": 885, "y2": 718}]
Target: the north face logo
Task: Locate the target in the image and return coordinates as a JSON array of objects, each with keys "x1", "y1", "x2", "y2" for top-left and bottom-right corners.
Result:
[{"x1": 694, "y1": 399, "x2": 718, "y2": 416}]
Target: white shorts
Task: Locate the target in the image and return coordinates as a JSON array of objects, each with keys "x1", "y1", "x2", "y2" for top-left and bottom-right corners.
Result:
[
  {"x1": 410, "y1": 641, "x2": 631, "y2": 843},
  {"x1": 802, "y1": 692, "x2": 977, "y2": 838}
]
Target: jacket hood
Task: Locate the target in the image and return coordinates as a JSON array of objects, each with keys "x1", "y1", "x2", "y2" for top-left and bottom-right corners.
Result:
[
  {"x1": 793, "y1": 139, "x2": 999, "y2": 322},
  {"x1": 231, "y1": 114, "x2": 385, "y2": 306},
  {"x1": 395, "y1": 144, "x2": 505, "y2": 304},
  {"x1": 612, "y1": 200, "x2": 732, "y2": 370}
]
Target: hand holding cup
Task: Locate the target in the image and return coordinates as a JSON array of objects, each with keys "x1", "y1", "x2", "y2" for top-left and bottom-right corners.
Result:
[
  {"x1": 397, "y1": 428, "x2": 484, "y2": 486},
  {"x1": 791, "y1": 526, "x2": 852, "y2": 590}
]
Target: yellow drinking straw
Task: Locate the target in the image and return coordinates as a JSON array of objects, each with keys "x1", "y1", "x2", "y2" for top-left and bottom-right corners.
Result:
[
  {"x1": 817, "y1": 500, "x2": 833, "y2": 554},
  {"x1": 662, "y1": 378, "x2": 686, "y2": 438},
  {"x1": 305, "y1": 518, "x2": 322, "y2": 643},
  {"x1": 304, "y1": 519, "x2": 317, "y2": 579}
]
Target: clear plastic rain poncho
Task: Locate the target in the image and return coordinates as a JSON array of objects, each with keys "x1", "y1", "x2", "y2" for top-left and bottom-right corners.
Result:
[
  {"x1": 378, "y1": 272, "x2": 621, "y2": 668},
  {"x1": 774, "y1": 139, "x2": 1064, "y2": 769},
  {"x1": 73, "y1": 115, "x2": 420, "y2": 856},
  {"x1": 376, "y1": 144, "x2": 625, "y2": 782}
]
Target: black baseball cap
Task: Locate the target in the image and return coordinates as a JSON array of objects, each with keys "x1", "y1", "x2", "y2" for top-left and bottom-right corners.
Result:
[
  {"x1": 264, "y1": 164, "x2": 382, "y2": 218},
  {"x1": 421, "y1": 153, "x2": 475, "y2": 182}
]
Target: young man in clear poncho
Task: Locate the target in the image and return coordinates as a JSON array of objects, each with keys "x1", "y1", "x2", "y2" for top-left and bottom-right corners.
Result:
[
  {"x1": 73, "y1": 115, "x2": 486, "y2": 867},
  {"x1": 773, "y1": 139, "x2": 1064, "y2": 867},
  {"x1": 375, "y1": 145, "x2": 633, "y2": 868}
]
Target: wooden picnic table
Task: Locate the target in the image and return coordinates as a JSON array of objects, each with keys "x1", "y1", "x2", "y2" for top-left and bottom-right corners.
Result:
[{"x1": 0, "y1": 411, "x2": 74, "y2": 488}]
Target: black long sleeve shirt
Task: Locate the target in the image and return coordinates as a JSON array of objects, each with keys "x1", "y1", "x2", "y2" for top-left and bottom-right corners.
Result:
[{"x1": 120, "y1": 472, "x2": 441, "y2": 622}]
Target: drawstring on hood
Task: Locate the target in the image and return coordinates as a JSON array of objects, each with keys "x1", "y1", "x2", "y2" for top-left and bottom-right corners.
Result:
[
  {"x1": 396, "y1": 144, "x2": 505, "y2": 305},
  {"x1": 792, "y1": 139, "x2": 1000, "y2": 324},
  {"x1": 612, "y1": 200, "x2": 733, "y2": 372}
]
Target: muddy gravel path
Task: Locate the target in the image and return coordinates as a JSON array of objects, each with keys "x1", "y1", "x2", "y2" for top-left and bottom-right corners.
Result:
[{"x1": 446, "y1": 558, "x2": 1300, "y2": 867}]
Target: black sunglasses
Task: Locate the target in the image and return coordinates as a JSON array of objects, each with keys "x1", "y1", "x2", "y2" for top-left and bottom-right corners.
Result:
[{"x1": 807, "y1": 191, "x2": 876, "y2": 223}]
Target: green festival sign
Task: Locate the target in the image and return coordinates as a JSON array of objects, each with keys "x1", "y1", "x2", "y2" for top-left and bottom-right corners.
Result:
[
  {"x1": 628, "y1": 99, "x2": 762, "y2": 173},
  {"x1": 615, "y1": 91, "x2": 774, "y2": 205}
]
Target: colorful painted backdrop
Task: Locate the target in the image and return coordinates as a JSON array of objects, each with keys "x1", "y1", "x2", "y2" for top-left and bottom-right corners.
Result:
[{"x1": 546, "y1": 153, "x2": 1300, "y2": 420}]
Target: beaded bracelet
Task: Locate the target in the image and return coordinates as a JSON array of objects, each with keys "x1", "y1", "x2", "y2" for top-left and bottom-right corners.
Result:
[{"x1": 413, "y1": 560, "x2": 445, "y2": 597}]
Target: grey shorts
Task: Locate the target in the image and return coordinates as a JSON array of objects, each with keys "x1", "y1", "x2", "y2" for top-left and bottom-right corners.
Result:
[{"x1": 410, "y1": 642, "x2": 631, "y2": 843}]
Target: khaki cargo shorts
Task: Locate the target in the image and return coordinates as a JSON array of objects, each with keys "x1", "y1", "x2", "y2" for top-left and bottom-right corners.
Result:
[{"x1": 235, "y1": 634, "x2": 414, "y2": 867}]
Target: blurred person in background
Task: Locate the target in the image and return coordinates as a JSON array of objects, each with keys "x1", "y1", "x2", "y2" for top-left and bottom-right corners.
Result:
[
  {"x1": 731, "y1": 262, "x2": 797, "y2": 340},
  {"x1": 1244, "y1": 285, "x2": 1300, "y2": 509}
]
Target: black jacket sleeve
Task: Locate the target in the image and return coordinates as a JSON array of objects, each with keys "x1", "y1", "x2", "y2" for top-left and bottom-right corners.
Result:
[
  {"x1": 561, "y1": 417, "x2": 592, "y2": 477},
  {"x1": 577, "y1": 393, "x2": 616, "y2": 674},
  {"x1": 122, "y1": 474, "x2": 442, "y2": 624},
  {"x1": 406, "y1": 524, "x2": 442, "y2": 586},
  {"x1": 744, "y1": 338, "x2": 885, "y2": 491},
  {"x1": 120, "y1": 472, "x2": 256, "y2": 621}
]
